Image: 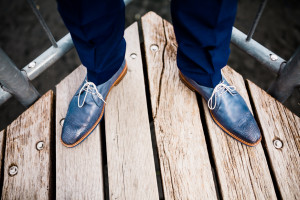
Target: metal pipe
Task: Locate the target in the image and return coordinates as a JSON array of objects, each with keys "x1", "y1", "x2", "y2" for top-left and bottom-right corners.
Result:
[
  {"x1": 0, "y1": 34, "x2": 72, "y2": 106},
  {"x1": 23, "y1": 33, "x2": 73, "y2": 80},
  {"x1": 0, "y1": 0, "x2": 133, "y2": 107},
  {"x1": 231, "y1": 27, "x2": 285, "y2": 74},
  {"x1": 0, "y1": 87, "x2": 11, "y2": 106},
  {"x1": 246, "y1": 0, "x2": 268, "y2": 41},
  {"x1": 0, "y1": 49, "x2": 40, "y2": 107},
  {"x1": 268, "y1": 47, "x2": 300, "y2": 102},
  {"x1": 27, "y1": 0, "x2": 58, "y2": 47}
]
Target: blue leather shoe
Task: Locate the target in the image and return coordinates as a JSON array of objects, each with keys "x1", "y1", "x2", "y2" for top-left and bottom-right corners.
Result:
[
  {"x1": 61, "y1": 60, "x2": 127, "y2": 147},
  {"x1": 179, "y1": 71, "x2": 261, "y2": 146}
]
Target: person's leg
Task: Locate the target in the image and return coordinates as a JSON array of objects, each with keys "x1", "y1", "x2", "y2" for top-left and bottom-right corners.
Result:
[
  {"x1": 57, "y1": 0, "x2": 127, "y2": 147},
  {"x1": 57, "y1": 0, "x2": 126, "y2": 85},
  {"x1": 171, "y1": 0, "x2": 237, "y2": 87},
  {"x1": 171, "y1": 0, "x2": 262, "y2": 146}
]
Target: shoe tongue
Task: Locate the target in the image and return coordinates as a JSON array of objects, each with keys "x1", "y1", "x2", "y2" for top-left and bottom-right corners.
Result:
[{"x1": 77, "y1": 89, "x2": 93, "y2": 105}]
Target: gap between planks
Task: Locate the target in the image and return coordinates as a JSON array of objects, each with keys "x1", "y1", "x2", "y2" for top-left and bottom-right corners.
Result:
[
  {"x1": 0, "y1": 129, "x2": 6, "y2": 198},
  {"x1": 105, "y1": 22, "x2": 160, "y2": 200},
  {"x1": 247, "y1": 80, "x2": 300, "y2": 199}
]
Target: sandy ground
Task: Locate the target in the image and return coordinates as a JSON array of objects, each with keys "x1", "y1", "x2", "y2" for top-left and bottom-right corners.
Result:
[{"x1": 0, "y1": 0, "x2": 299, "y2": 130}]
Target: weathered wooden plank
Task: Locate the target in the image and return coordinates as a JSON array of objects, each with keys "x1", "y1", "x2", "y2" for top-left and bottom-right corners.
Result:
[
  {"x1": 247, "y1": 80, "x2": 300, "y2": 199},
  {"x1": 142, "y1": 12, "x2": 218, "y2": 200},
  {"x1": 56, "y1": 66, "x2": 104, "y2": 199},
  {"x1": 202, "y1": 67, "x2": 277, "y2": 199},
  {"x1": 2, "y1": 91, "x2": 53, "y2": 199},
  {"x1": 105, "y1": 22, "x2": 159, "y2": 200}
]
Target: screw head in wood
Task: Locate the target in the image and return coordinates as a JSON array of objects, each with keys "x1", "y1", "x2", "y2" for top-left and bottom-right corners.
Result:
[
  {"x1": 60, "y1": 118, "x2": 65, "y2": 126},
  {"x1": 9, "y1": 165, "x2": 18, "y2": 176},
  {"x1": 134, "y1": 13, "x2": 141, "y2": 20},
  {"x1": 150, "y1": 44, "x2": 159, "y2": 52},
  {"x1": 36, "y1": 141, "x2": 44, "y2": 150},
  {"x1": 130, "y1": 53, "x2": 137, "y2": 59},
  {"x1": 29, "y1": 61, "x2": 36, "y2": 68},
  {"x1": 273, "y1": 139, "x2": 283, "y2": 149},
  {"x1": 270, "y1": 54, "x2": 278, "y2": 61}
]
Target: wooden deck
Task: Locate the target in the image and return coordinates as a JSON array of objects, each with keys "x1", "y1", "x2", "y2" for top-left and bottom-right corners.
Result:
[{"x1": 0, "y1": 12, "x2": 299, "y2": 200}]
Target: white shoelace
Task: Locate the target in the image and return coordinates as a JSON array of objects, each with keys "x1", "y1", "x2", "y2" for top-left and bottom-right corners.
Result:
[
  {"x1": 78, "y1": 81, "x2": 106, "y2": 108},
  {"x1": 207, "y1": 81, "x2": 236, "y2": 110}
]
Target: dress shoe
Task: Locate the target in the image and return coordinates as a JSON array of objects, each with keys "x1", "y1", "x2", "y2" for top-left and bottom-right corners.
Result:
[
  {"x1": 179, "y1": 71, "x2": 261, "y2": 146},
  {"x1": 61, "y1": 60, "x2": 127, "y2": 147}
]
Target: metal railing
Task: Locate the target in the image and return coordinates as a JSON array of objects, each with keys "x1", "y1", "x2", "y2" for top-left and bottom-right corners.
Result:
[
  {"x1": 230, "y1": 0, "x2": 300, "y2": 102},
  {"x1": 0, "y1": 0, "x2": 132, "y2": 107},
  {"x1": 0, "y1": 0, "x2": 299, "y2": 107}
]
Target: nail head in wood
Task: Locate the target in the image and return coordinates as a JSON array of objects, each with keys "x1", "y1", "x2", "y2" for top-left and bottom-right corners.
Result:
[
  {"x1": 273, "y1": 139, "x2": 283, "y2": 149},
  {"x1": 36, "y1": 141, "x2": 44, "y2": 150},
  {"x1": 130, "y1": 53, "x2": 137, "y2": 59},
  {"x1": 150, "y1": 44, "x2": 159, "y2": 52},
  {"x1": 59, "y1": 118, "x2": 65, "y2": 126},
  {"x1": 9, "y1": 165, "x2": 18, "y2": 176}
]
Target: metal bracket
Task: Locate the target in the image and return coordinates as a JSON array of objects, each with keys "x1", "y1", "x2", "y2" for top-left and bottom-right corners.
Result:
[
  {"x1": 268, "y1": 47, "x2": 300, "y2": 102},
  {"x1": 0, "y1": 49, "x2": 40, "y2": 107}
]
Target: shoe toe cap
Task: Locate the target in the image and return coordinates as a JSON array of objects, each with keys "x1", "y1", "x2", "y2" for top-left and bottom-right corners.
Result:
[
  {"x1": 242, "y1": 121, "x2": 261, "y2": 145},
  {"x1": 232, "y1": 113, "x2": 262, "y2": 146},
  {"x1": 213, "y1": 110, "x2": 262, "y2": 146},
  {"x1": 61, "y1": 120, "x2": 89, "y2": 147}
]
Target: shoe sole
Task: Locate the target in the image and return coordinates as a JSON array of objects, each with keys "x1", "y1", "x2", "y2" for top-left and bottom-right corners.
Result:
[
  {"x1": 179, "y1": 71, "x2": 261, "y2": 147},
  {"x1": 61, "y1": 63, "x2": 128, "y2": 148}
]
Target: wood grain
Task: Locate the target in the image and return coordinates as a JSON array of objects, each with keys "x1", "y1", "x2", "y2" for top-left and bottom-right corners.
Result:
[
  {"x1": 2, "y1": 91, "x2": 53, "y2": 200},
  {"x1": 105, "y1": 22, "x2": 159, "y2": 200},
  {"x1": 56, "y1": 66, "x2": 104, "y2": 199},
  {"x1": 0, "y1": 129, "x2": 5, "y2": 183},
  {"x1": 142, "y1": 12, "x2": 218, "y2": 200},
  {"x1": 201, "y1": 67, "x2": 277, "y2": 200},
  {"x1": 247, "y1": 80, "x2": 300, "y2": 199}
]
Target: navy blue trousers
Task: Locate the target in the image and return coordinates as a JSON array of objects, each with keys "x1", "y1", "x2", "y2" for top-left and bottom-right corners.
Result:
[{"x1": 57, "y1": 0, "x2": 237, "y2": 87}]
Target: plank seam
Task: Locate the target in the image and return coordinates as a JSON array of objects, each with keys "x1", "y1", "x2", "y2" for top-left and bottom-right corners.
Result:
[
  {"x1": 196, "y1": 96, "x2": 223, "y2": 200},
  {"x1": 140, "y1": 15, "x2": 170, "y2": 199},
  {"x1": 50, "y1": 91, "x2": 56, "y2": 200},
  {"x1": 0, "y1": 129, "x2": 6, "y2": 198},
  {"x1": 140, "y1": 36, "x2": 165, "y2": 200},
  {"x1": 100, "y1": 118, "x2": 110, "y2": 200},
  {"x1": 245, "y1": 80, "x2": 282, "y2": 199},
  {"x1": 105, "y1": 22, "x2": 160, "y2": 199}
]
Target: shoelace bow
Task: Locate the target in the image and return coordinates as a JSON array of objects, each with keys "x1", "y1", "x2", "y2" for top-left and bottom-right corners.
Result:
[
  {"x1": 78, "y1": 81, "x2": 106, "y2": 108},
  {"x1": 207, "y1": 81, "x2": 236, "y2": 110}
]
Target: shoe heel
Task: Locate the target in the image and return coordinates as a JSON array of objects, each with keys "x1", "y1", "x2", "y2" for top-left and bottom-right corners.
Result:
[
  {"x1": 114, "y1": 64, "x2": 128, "y2": 86},
  {"x1": 179, "y1": 72, "x2": 195, "y2": 92}
]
